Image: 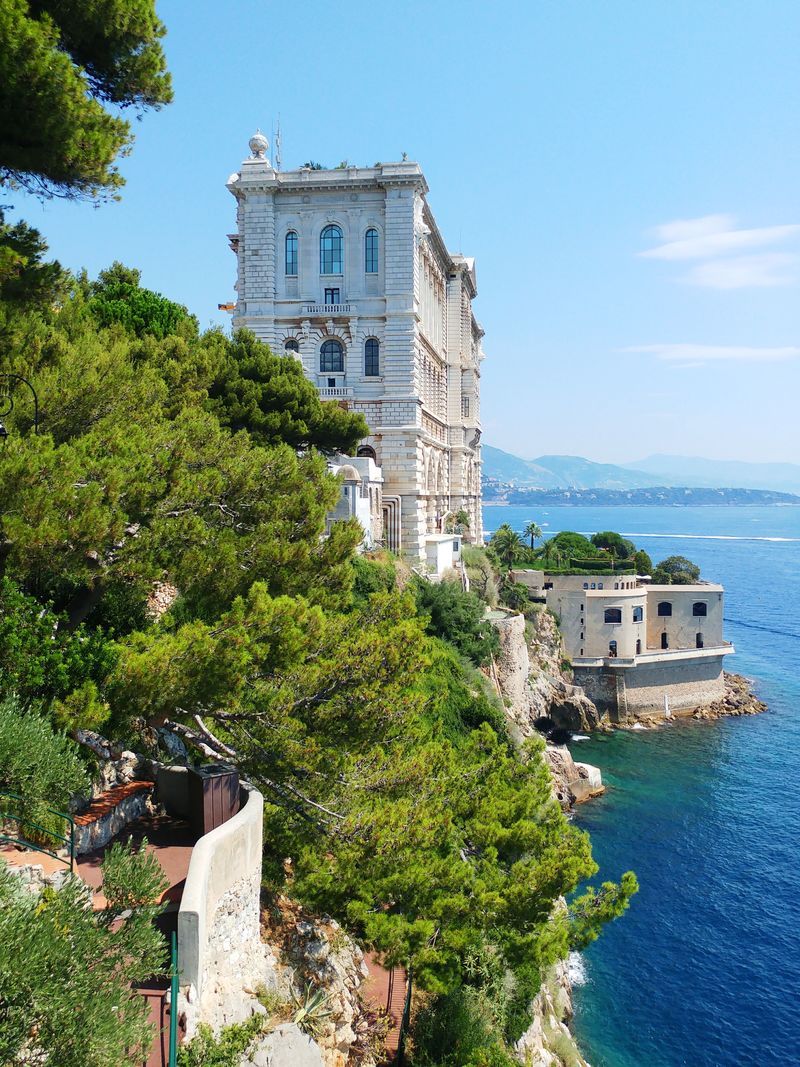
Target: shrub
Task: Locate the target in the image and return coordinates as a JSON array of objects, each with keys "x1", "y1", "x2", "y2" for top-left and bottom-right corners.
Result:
[
  {"x1": 0, "y1": 578, "x2": 117, "y2": 709},
  {"x1": 413, "y1": 579, "x2": 500, "y2": 666},
  {"x1": 0, "y1": 696, "x2": 88, "y2": 842},
  {"x1": 462, "y1": 546, "x2": 499, "y2": 608},
  {"x1": 0, "y1": 858, "x2": 167, "y2": 1066},
  {"x1": 351, "y1": 555, "x2": 396, "y2": 601},
  {"x1": 177, "y1": 1016, "x2": 266, "y2": 1067},
  {"x1": 410, "y1": 985, "x2": 516, "y2": 1067}
]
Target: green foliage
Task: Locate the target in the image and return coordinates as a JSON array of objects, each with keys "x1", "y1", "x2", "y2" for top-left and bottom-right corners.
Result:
[
  {"x1": 0, "y1": 695, "x2": 89, "y2": 839},
  {"x1": 652, "y1": 555, "x2": 701, "y2": 585},
  {"x1": 523, "y1": 520, "x2": 542, "y2": 549},
  {"x1": 0, "y1": 855, "x2": 167, "y2": 1066},
  {"x1": 462, "y1": 545, "x2": 500, "y2": 608},
  {"x1": 540, "y1": 531, "x2": 597, "y2": 567},
  {"x1": 351, "y1": 554, "x2": 396, "y2": 601},
  {"x1": 413, "y1": 578, "x2": 500, "y2": 666},
  {"x1": 590, "y1": 531, "x2": 635, "y2": 560},
  {"x1": 177, "y1": 1016, "x2": 266, "y2": 1067},
  {"x1": 633, "y1": 548, "x2": 654, "y2": 575},
  {"x1": 489, "y1": 524, "x2": 525, "y2": 569},
  {"x1": 0, "y1": 578, "x2": 116, "y2": 707},
  {"x1": 411, "y1": 985, "x2": 516, "y2": 1067},
  {"x1": 499, "y1": 576, "x2": 528, "y2": 611},
  {"x1": 0, "y1": 212, "x2": 68, "y2": 307},
  {"x1": 0, "y1": 0, "x2": 172, "y2": 202},
  {"x1": 416, "y1": 640, "x2": 508, "y2": 742},
  {"x1": 292, "y1": 983, "x2": 334, "y2": 1037},
  {"x1": 101, "y1": 837, "x2": 169, "y2": 909},
  {"x1": 205, "y1": 329, "x2": 368, "y2": 453},
  {"x1": 569, "y1": 872, "x2": 639, "y2": 950},
  {"x1": 89, "y1": 261, "x2": 195, "y2": 338}
]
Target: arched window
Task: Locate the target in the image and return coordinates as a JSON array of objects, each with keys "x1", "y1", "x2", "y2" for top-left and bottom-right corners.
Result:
[
  {"x1": 583, "y1": 582, "x2": 589, "y2": 590},
  {"x1": 285, "y1": 231, "x2": 298, "y2": 275},
  {"x1": 365, "y1": 228, "x2": 379, "y2": 273},
  {"x1": 320, "y1": 225, "x2": 343, "y2": 274},
  {"x1": 284, "y1": 338, "x2": 299, "y2": 353},
  {"x1": 604, "y1": 608, "x2": 622, "y2": 624},
  {"x1": 696, "y1": 632, "x2": 704, "y2": 648},
  {"x1": 632, "y1": 606, "x2": 643, "y2": 623},
  {"x1": 598, "y1": 582, "x2": 604, "y2": 590},
  {"x1": 364, "y1": 338, "x2": 379, "y2": 376},
  {"x1": 661, "y1": 632, "x2": 669, "y2": 649},
  {"x1": 357, "y1": 445, "x2": 377, "y2": 461},
  {"x1": 320, "y1": 339, "x2": 344, "y2": 373},
  {"x1": 608, "y1": 640, "x2": 618, "y2": 657},
  {"x1": 635, "y1": 638, "x2": 642, "y2": 655},
  {"x1": 693, "y1": 602, "x2": 708, "y2": 617},
  {"x1": 657, "y1": 601, "x2": 672, "y2": 617}
]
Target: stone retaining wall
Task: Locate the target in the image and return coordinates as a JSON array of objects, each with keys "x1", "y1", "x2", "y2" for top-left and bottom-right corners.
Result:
[
  {"x1": 73, "y1": 781, "x2": 153, "y2": 855},
  {"x1": 574, "y1": 653, "x2": 726, "y2": 720},
  {"x1": 178, "y1": 785, "x2": 277, "y2": 1039}
]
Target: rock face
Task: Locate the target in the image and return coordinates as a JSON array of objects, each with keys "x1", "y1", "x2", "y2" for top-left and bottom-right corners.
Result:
[
  {"x1": 490, "y1": 610, "x2": 604, "y2": 808},
  {"x1": 514, "y1": 957, "x2": 589, "y2": 1067},
  {"x1": 492, "y1": 610, "x2": 604, "y2": 739},
  {"x1": 692, "y1": 672, "x2": 767, "y2": 720},
  {"x1": 262, "y1": 897, "x2": 382, "y2": 1067},
  {"x1": 544, "y1": 745, "x2": 605, "y2": 807},
  {"x1": 242, "y1": 1023, "x2": 325, "y2": 1067}
]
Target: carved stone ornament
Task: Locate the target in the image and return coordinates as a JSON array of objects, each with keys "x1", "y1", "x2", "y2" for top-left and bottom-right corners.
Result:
[{"x1": 248, "y1": 129, "x2": 269, "y2": 159}]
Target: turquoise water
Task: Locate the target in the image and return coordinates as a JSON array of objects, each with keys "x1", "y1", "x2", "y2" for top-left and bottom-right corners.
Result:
[{"x1": 484, "y1": 505, "x2": 800, "y2": 1067}]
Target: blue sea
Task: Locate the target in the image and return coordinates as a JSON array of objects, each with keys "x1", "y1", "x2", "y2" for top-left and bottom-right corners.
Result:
[{"x1": 483, "y1": 505, "x2": 800, "y2": 1067}]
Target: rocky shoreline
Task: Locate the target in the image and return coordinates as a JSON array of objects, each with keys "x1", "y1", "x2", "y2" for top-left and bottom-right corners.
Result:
[{"x1": 488, "y1": 610, "x2": 767, "y2": 1066}]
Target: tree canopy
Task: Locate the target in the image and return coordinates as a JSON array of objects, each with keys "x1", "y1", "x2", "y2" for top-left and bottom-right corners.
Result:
[
  {"x1": 0, "y1": 0, "x2": 172, "y2": 201},
  {"x1": 652, "y1": 555, "x2": 701, "y2": 585}
]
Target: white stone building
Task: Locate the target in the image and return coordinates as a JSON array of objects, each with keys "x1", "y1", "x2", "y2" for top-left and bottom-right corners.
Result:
[
  {"x1": 544, "y1": 575, "x2": 734, "y2": 719},
  {"x1": 226, "y1": 132, "x2": 484, "y2": 561}
]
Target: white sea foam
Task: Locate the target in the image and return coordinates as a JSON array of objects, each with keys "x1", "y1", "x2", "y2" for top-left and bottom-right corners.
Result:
[
  {"x1": 568, "y1": 951, "x2": 588, "y2": 986},
  {"x1": 571, "y1": 734, "x2": 591, "y2": 741},
  {"x1": 619, "y1": 532, "x2": 799, "y2": 543},
  {"x1": 631, "y1": 722, "x2": 647, "y2": 730}
]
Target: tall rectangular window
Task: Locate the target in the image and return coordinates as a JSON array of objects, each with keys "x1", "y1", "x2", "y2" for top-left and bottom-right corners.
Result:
[
  {"x1": 324, "y1": 288, "x2": 340, "y2": 305},
  {"x1": 461, "y1": 396, "x2": 470, "y2": 418},
  {"x1": 285, "y1": 231, "x2": 298, "y2": 276},
  {"x1": 320, "y1": 225, "x2": 343, "y2": 274},
  {"x1": 365, "y1": 228, "x2": 379, "y2": 273}
]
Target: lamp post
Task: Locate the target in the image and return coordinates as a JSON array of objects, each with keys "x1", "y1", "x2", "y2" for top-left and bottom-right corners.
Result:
[{"x1": 0, "y1": 373, "x2": 39, "y2": 439}]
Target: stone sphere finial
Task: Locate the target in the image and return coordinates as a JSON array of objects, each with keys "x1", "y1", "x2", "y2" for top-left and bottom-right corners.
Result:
[{"x1": 249, "y1": 129, "x2": 269, "y2": 159}]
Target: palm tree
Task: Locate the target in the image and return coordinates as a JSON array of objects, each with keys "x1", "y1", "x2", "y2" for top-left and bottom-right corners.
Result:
[
  {"x1": 523, "y1": 521, "x2": 543, "y2": 550},
  {"x1": 490, "y1": 524, "x2": 524, "y2": 570}
]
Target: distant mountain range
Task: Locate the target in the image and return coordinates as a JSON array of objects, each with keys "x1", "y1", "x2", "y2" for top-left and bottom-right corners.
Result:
[{"x1": 483, "y1": 445, "x2": 800, "y2": 496}]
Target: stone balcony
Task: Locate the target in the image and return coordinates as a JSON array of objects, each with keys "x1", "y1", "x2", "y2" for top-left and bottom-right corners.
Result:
[
  {"x1": 318, "y1": 386, "x2": 353, "y2": 398},
  {"x1": 304, "y1": 303, "x2": 352, "y2": 315}
]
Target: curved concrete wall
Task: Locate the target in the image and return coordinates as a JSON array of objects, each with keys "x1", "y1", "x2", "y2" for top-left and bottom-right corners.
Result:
[{"x1": 178, "y1": 784, "x2": 263, "y2": 999}]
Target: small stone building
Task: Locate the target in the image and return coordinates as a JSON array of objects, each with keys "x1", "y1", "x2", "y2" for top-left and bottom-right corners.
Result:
[{"x1": 545, "y1": 575, "x2": 734, "y2": 719}]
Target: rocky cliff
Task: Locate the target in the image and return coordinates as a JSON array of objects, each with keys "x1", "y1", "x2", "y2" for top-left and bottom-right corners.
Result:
[{"x1": 488, "y1": 609, "x2": 601, "y2": 1066}]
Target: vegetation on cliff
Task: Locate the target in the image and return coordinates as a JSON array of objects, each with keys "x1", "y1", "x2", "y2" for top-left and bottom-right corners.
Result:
[{"x1": 0, "y1": 240, "x2": 637, "y2": 1063}]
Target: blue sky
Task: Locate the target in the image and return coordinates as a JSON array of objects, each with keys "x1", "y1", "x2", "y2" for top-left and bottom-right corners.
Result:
[{"x1": 12, "y1": 0, "x2": 800, "y2": 464}]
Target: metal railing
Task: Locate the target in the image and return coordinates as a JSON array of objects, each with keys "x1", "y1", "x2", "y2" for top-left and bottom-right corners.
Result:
[
  {"x1": 169, "y1": 931, "x2": 179, "y2": 1067},
  {"x1": 0, "y1": 791, "x2": 75, "y2": 872},
  {"x1": 396, "y1": 968, "x2": 412, "y2": 1066}
]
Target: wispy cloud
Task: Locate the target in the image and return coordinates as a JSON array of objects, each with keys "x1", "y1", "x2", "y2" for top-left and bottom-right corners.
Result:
[
  {"x1": 684, "y1": 253, "x2": 798, "y2": 289},
  {"x1": 624, "y1": 344, "x2": 800, "y2": 365},
  {"x1": 639, "y1": 215, "x2": 800, "y2": 289}
]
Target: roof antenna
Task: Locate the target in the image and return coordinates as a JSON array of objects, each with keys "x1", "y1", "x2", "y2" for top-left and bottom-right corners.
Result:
[{"x1": 274, "y1": 116, "x2": 282, "y2": 172}]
